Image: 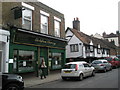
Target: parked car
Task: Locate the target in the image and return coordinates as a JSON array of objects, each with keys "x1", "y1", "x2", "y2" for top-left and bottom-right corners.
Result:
[
  {"x1": 105, "y1": 57, "x2": 120, "y2": 68},
  {"x1": 61, "y1": 61, "x2": 95, "y2": 81},
  {"x1": 91, "y1": 59, "x2": 112, "y2": 72},
  {"x1": 1, "y1": 73, "x2": 24, "y2": 90}
]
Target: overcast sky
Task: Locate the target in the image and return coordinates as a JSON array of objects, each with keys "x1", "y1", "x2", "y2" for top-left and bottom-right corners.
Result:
[{"x1": 38, "y1": 0, "x2": 119, "y2": 35}]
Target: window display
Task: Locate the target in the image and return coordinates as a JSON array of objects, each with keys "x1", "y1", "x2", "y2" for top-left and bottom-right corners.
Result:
[
  {"x1": 13, "y1": 50, "x2": 35, "y2": 73},
  {"x1": 48, "y1": 52, "x2": 62, "y2": 70},
  {"x1": 52, "y1": 53, "x2": 62, "y2": 69}
]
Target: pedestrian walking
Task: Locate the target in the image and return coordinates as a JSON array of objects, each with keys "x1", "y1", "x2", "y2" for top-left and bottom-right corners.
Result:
[{"x1": 39, "y1": 58, "x2": 47, "y2": 79}]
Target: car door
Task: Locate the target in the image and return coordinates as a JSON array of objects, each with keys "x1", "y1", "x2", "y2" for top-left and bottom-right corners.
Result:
[
  {"x1": 83, "y1": 63, "x2": 91, "y2": 77},
  {"x1": 103, "y1": 61, "x2": 109, "y2": 70}
]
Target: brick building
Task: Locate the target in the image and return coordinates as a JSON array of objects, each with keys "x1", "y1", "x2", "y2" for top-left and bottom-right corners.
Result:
[{"x1": 1, "y1": 2, "x2": 67, "y2": 76}]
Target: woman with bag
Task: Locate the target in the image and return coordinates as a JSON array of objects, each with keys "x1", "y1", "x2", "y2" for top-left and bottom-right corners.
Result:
[{"x1": 39, "y1": 58, "x2": 47, "y2": 79}]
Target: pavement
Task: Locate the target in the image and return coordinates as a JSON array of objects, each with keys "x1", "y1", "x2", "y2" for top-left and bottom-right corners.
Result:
[{"x1": 22, "y1": 70, "x2": 61, "y2": 87}]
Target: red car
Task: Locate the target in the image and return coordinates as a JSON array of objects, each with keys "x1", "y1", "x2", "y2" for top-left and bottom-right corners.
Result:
[{"x1": 105, "y1": 57, "x2": 120, "y2": 68}]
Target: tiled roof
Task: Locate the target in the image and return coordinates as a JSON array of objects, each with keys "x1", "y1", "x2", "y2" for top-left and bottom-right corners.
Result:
[
  {"x1": 104, "y1": 33, "x2": 118, "y2": 38},
  {"x1": 69, "y1": 28, "x2": 116, "y2": 49}
]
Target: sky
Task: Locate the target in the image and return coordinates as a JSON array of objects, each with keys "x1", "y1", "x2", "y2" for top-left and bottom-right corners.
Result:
[{"x1": 38, "y1": 0, "x2": 120, "y2": 36}]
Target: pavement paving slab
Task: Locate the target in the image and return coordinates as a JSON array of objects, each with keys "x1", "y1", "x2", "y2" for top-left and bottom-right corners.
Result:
[{"x1": 22, "y1": 70, "x2": 61, "y2": 87}]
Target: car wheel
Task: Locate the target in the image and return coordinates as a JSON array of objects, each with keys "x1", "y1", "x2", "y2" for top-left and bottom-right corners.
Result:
[
  {"x1": 79, "y1": 74, "x2": 83, "y2": 81},
  {"x1": 104, "y1": 68, "x2": 107, "y2": 73},
  {"x1": 110, "y1": 67, "x2": 112, "y2": 71},
  {"x1": 5, "y1": 84, "x2": 20, "y2": 90},
  {"x1": 91, "y1": 70, "x2": 95, "y2": 76}
]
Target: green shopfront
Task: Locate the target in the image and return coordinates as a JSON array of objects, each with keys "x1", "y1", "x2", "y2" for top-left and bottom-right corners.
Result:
[{"x1": 9, "y1": 28, "x2": 67, "y2": 76}]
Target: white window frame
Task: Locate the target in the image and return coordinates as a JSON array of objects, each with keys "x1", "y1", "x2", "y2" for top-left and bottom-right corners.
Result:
[
  {"x1": 22, "y1": 2, "x2": 34, "y2": 10},
  {"x1": 70, "y1": 44, "x2": 79, "y2": 52},
  {"x1": 40, "y1": 10, "x2": 49, "y2": 34},
  {"x1": 22, "y1": 2, "x2": 34, "y2": 30},
  {"x1": 54, "y1": 17, "x2": 61, "y2": 37}
]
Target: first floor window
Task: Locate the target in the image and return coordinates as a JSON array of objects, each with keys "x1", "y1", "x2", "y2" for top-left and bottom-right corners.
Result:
[
  {"x1": 41, "y1": 14, "x2": 48, "y2": 34},
  {"x1": 90, "y1": 46, "x2": 94, "y2": 52},
  {"x1": 54, "y1": 20, "x2": 60, "y2": 37},
  {"x1": 70, "y1": 44, "x2": 79, "y2": 52},
  {"x1": 106, "y1": 50, "x2": 110, "y2": 55},
  {"x1": 85, "y1": 46, "x2": 90, "y2": 53},
  {"x1": 97, "y1": 48, "x2": 101, "y2": 54},
  {"x1": 102, "y1": 48, "x2": 105, "y2": 54},
  {"x1": 22, "y1": 7, "x2": 32, "y2": 30}
]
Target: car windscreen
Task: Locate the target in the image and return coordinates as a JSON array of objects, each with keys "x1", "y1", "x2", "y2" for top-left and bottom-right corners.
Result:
[
  {"x1": 92, "y1": 61, "x2": 102, "y2": 64},
  {"x1": 64, "y1": 64, "x2": 76, "y2": 69}
]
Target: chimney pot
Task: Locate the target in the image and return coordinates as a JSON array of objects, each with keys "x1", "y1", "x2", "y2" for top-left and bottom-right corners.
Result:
[{"x1": 73, "y1": 17, "x2": 80, "y2": 31}]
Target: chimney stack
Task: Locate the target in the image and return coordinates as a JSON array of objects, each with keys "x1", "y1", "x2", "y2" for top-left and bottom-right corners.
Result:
[{"x1": 73, "y1": 17, "x2": 80, "y2": 31}]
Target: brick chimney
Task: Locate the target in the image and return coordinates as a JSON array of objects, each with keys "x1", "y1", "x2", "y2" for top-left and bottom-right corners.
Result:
[{"x1": 73, "y1": 17, "x2": 80, "y2": 31}]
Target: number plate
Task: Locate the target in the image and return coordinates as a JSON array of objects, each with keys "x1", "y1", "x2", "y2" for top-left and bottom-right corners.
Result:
[{"x1": 64, "y1": 71, "x2": 72, "y2": 73}]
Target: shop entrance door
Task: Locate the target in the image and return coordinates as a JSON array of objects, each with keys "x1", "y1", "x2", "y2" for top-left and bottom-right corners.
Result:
[
  {"x1": 40, "y1": 47, "x2": 48, "y2": 75},
  {"x1": 0, "y1": 51, "x2": 2, "y2": 72}
]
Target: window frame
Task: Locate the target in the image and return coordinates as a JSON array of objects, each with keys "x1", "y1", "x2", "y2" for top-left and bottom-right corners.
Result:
[
  {"x1": 22, "y1": 2, "x2": 34, "y2": 30},
  {"x1": 40, "y1": 10, "x2": 49, "y2": 34},
  {"x1": 40, "y1": 14, "x2": 49, "y2": 34},
  {"x1": 54, "y1": 16, "x2": 61, "y2": 37},
  {"x1": 70, "y1": 44, "x2": 79, "y2": 52}
]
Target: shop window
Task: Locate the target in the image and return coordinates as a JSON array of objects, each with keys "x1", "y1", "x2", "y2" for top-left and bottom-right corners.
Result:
[
  {"x1": 19, "y1": 50, "x2": 34, "y2": 60},
  {"x1": 22, "y1": 7, "x2": 32, "y2": 30},
  {"x1": 70, "y1": 44, "x2": 79, "y2": 52},
  {"x1": 13, "y1": 50, "x2": 17, "y2": 72},
  {"x1": 54, "y1": 17, "x2": 61, "y2": 37},
  {"x1": 51, "y1": 53, "x2": 62, "y2": 69},
  {"x1": 13, "y1": 50, "x2": 35, "y2": 73},
  {"x1": 40, "y1": 14, "x2": 49, "y2": 34},
  {"x1": 48, "y1": 52, "x2": 52, "y2": 69}
]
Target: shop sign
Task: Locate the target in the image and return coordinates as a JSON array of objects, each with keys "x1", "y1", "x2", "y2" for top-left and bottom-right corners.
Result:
[
  {"x1": 13, "y1": 30, "x2": 66, "y2": 48},
  {"x1": 35, "y1": 38, "x2": 56, "y2": 46}
]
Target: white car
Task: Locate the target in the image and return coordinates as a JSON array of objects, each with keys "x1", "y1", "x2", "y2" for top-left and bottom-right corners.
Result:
[{"x1": 61, "y1": 61, "x2": 95, "y2": 80}]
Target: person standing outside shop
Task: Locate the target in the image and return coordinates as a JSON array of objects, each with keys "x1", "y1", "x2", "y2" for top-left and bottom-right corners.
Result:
[{"x1": 39, "y1": 58, "x2": 47, "y2": 79}]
